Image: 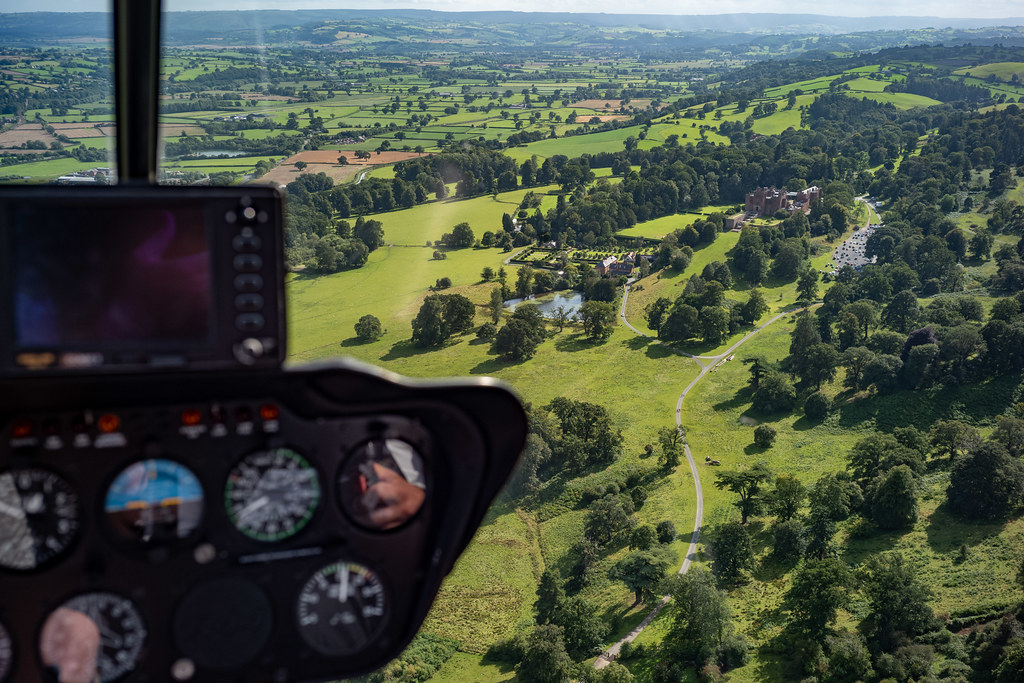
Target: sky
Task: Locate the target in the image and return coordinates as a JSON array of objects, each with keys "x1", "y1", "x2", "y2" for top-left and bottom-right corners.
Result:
[{"x1": 2, "y1": 0, "x2": 1022, "y2": 19}]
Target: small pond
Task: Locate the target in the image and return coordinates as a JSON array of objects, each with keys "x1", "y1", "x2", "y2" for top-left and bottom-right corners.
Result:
[
  {"x1": 504, "y1": 291, "x2": 585, "y2": 319},
  {"x1": 187, "y1": 150, "x2": 248, "y2": 158}
]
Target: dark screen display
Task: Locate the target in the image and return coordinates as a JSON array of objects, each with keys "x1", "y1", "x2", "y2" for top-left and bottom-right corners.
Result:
[{"x1": 12, "y1": 204, "x2": 212, "y2": 348}]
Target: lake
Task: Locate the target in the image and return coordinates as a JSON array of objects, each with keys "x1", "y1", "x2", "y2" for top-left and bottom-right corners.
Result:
[{"x1": 504, "y1": 291, "x2": 585, "y2": 319}]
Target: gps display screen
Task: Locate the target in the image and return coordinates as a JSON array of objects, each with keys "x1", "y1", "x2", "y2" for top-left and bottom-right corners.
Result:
[{"x1": 11, "y1": 204, "x2": 212, "y2": 348}]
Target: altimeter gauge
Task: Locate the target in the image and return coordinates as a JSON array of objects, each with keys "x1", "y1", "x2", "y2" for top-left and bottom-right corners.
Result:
[
  {"x1": 296, "y1": 561, "x2": 388, "y2": 657},
  {"x1": 0, "y1": 468, "x2": 79, "y2": 571},
  {"x1": 225, "y1": 447, "x2": 320, "y2": 542}
]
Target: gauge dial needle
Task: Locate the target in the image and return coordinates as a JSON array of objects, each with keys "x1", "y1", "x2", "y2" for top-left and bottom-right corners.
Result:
[
  {"x1": 237, "y1": 495, "x2": 269, "y2": 520},
  {"x1": 338, "y1": 568, "x2": 349, "y2": 603},
  {"x1": 0, "y1": 500, "x2": 26, "y2": 520}
]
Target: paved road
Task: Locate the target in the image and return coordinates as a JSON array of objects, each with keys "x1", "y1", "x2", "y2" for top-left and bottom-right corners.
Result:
[{"x1": 595, "y1": 289, "x2": 797, "y2": 668}]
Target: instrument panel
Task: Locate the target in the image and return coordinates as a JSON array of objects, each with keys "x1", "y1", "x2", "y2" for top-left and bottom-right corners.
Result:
[{"x1": 0, "y1": 362, "x2": 525, "y2": 682}]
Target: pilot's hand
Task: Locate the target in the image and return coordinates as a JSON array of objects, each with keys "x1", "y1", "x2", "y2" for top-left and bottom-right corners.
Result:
[
  {"x1": 364, "y1": 462, "x2": 425, "y2": 529},
  {"x1": 39, "y1": 607, "x2": 100, "y2": 683}
]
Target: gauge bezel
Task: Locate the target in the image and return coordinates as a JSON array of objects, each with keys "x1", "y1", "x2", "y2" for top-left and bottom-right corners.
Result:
[
  {"x1": 0, "y1": 465, "x2": 82, "y2": 573},
  {"x1": 99, "y1": 456, "x2": 206, "y2": 550},
  {"x1": 224, "y1": 445, "x2": 323, "y2": 543},
  {"x1": 40, "y1": 590, "x2": 147, "y2": 683},
  {"x1": 0, "y1": 617, "x2": 14, "y2": 683},
  {"x1": 294, "y1": 558, "x2": 391, "y2": 658},
  {"x1": 335, "y1": 436, "x2": 430, "y2": 533}
]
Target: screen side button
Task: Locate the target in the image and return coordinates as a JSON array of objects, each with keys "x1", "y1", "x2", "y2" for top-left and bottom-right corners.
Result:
[
  {"x1": 232, "y1": 234, "x2": 262, "y2": 252},
  {"x1": 235, "y1": 314, "x2": 265, "y2": 332},
  {"x1": 234, "y1": 274, "x2": 263, "y2": 292},
  {"x1": 233, "y1": 254, "x2": 262, "y2": 272},
  {"x1": 234, "y1": 294, "x2": 264, "y2": 312}
]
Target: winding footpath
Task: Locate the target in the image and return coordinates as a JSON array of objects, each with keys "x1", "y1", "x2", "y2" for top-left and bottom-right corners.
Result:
[{"x1": 594, "y1": 287, "x2": 798, "y2": 668}]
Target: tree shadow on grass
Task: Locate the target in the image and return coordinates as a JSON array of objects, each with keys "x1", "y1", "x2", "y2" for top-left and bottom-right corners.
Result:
[
  {"x1": 645, "y1": 343, "x2": 678, "y2": 360},
  {"x1": 842, "y1": 524, "x2": 903, "y2": 565},
  {"x1": 555, "y1": 333, "x2": 598, "y2": 353},
  {"x1": 470, "y1": 355, "x2": 525, "y2": 375},
  {"x1": 623, "y1": 335, "x2": 652, "y2": 351},
  {"x1": 339, "y1": 336, "x2": 367, "y2": 347},
  {"x1": 790, "y1": 414, "x2": 822, "y2": 432},
  {"x1": 712, "y1": 385, "x2": 753, "y2": 412},
  {"x1": 379, "y1": 338, "x2": 437, "y2": 361},
  {"x1": 743, "y1": 443, "x2": 767, "y2": 456},
  {"x1": 924, "y1": 502, "x2": 1009, "y2": 555}
]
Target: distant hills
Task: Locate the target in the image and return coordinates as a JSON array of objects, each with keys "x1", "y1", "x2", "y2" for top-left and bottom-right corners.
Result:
[{"x1": 1, "y1": 10, "x2": 1023, "y2": 46}]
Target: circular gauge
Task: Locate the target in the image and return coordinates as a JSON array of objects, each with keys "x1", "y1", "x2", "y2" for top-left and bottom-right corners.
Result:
[
  {"x1": 337, "y1": 438, "x2": 426, "y2": 531},
  {"x1": 57, "y1": 592, "x2": 146, "y2": 682},
  {"x1": 104, "y1": 459, "x2": 203, "y2": 544},
  {"x1": 0, "y1": 468, "x2": 79, "y2": 571},
  {"x1": 0, "y1": 619, "x2": 12, "y2": 682},
  {"x1": 225, "y1": 448, "x2": 320, "y2": 542},
  {"x1": 296, "y1": 561, "x2": 388, "y2": 656}
]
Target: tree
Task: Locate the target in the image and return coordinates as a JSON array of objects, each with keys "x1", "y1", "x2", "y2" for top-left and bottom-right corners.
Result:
[
  {"x1": 797, "y1": 268, "x2": 819, "y2": 302},
  {"x1": 481, "y1": 266, "x2": 495, "y2": 281},
  {"x1": 411, "y1": 294, "x2": 475, "y2": 347},
  {"x1": 583, "y1": 494, "x2": 632, "y2": 546},
  {"x1": 494, "y1": 314, "x2": 545, "y2": 361},
  {"x1": 337, "y1": 155, "x2": 348, "y2": 165},
  {"x1": 754, "y1": 424, "x2": 777, "y2": 448},
  {"x1": 662, "y1": 567, "x2": 731, "y2": 665},
  {"x1": 515, "y1": 266, "x2": 534, "y2": 298},
  {"x1": 742, "y1": 289, "x2": 768, "y2": 325},
  {"x1": 579, "y1": 300, "x2": 615, "y2": 341},
  {"x1": 798, "y1": 343, "x2": 839, "y2": 389},
  {"x1": 488, "y1": 286, "x2": 504, "y2": 324},
  {"x1": 784, "y1": 558, "x2": 852, "y2": 638},
  {"x1": 948, "y1": 441, "x2": 1024, "y2": 520},
  {"x1": 804, "y1": 391, "x2": 831, "y2": 419},
  {"x1": 752, "y1": 373, "x2": 797, "y2": 413},
  {"x1": 609, "y1": 548, "x2": 673, "y2": 605},
  {"x1": 743, "y1": 356, "x2": 771, "y2": 390},
  {"x1": 553, "y1": 596, "x2": 609, "y2": 660},
  {"x1": 659, "y1": 303, "x2": 699, "y2": 341},
  {"x1": 992, "y1": 416, "x2": 1024, "y2": 458},
  {"x1": 859, "y1": 552, "x2": 936, "y2": 650},
  {"x1": 768, "y1": 474, "x2": 806, "y2": 522},
  {"x1": 552, "y1": 306, "x2": 571, "y2": 332},
  {"x1": 535, "y1": 569, "x2": 564, "y2": 624},
  {"x1": 929, "y1": 419, "x2": 981, "y2": 460},
  {"x1": 883, "y1": 290, "x2": 920, "y2": 333},
  {"x1": 294, "y1": 160, "x2": 307, "y2": 171},
  {"x1": 450, "y1": 222, "x2": 475, "y2": 248},
  {"x1": 658, "y1": 426, "x2": 683, "y2": 471},
  {"x1": 709, "y1": 522, "x2": 754, "y2": 584},
  {"x1": 868, "y1": 465, "x2": 919, "y2": 529},
  {"x1": 841, "y1": 346, "x2": 875, "y2": 391},
  {"x1": 656, "y1": 521, "x2": 677, "y2": 544},
  {"x1": 433, "y1": 277, "x2": 452, "y2": 290},
  {"x1": 354, "y1": 216, "x2": 385, "y2": 251},
  {"x1": 847, "y1": 433, "x2": 923, "y2": 486},
  {"x1": 354, "y1": 314, "x2": 383, "y2": 342},
  {"x1": 809, "y1": 472, "x2": 863, "y2": 522},
  {"x1": 715, "y1": 463, "x2": 773, "y2": 524},
  {"x1": 700, "y1": 306, "x2": 731, "y2": 344},
  {"x1": 629, "y1": 525, "x2": 657, "y2": 551},
  {"x1": 645, "y1": 297, "x2": 672, "y2": 331},
  {"x1": 517, "y1": 624, "x2": 571, "y2": 683},
  {"x1": 772, "y1": 519, "x2": 806, "y2": 560}
]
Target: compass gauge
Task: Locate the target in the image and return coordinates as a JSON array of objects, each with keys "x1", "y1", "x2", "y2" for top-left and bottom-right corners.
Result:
[
  {"x1": 225, "y1": 448, "x2": 320, "y2": 542},
  {"x1": 52, "y1": 592, "x2": 146, "y2": 682}
]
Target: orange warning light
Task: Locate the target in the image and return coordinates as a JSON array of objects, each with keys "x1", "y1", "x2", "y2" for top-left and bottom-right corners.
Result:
[
  {"x1": 98, "y1": 414, "x2": 120, "y2": 433},
  {"x1": 259, "y1": 404, "x2": 279, "y2": 421},
  {"x1": 11, "y1": 420, "x2": 32, "y2": 439},
  {"x1": 181, "y1": 409, "x2": 202, "y2": 426}
]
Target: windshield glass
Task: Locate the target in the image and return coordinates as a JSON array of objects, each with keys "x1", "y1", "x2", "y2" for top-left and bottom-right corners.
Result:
[
  {"x1": 0, "y1": 3, "x2": 114, "y2": 185},
  {"x1": 5, "y1": 1, "x2": 1024, "y2": 681}
]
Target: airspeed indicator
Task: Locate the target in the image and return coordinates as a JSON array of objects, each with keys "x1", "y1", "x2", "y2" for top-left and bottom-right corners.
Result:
[
  {"x1": 296, "y1": 561, "x2": 388, "y2": 657},
  {"x1": 225, "y1": 448, "x2": 320, "y2": 542}
]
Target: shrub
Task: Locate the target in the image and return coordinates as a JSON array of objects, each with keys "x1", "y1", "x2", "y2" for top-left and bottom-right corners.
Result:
[
  {"x1": 752, "y1": 373, "x2": 796, "y2": 413},
  {"x1": 629, "y1": 486, "x2": 648, "y2": 509},
  {"x1": 656, "y1": 520, "x2": 677, "y2": 544},
  {"x1": 354, "y1": 314, "x2": 383, "y2": 342},
  {"x1": 772, "y1": 519, "x2": 806, "y2": 560},
  {"x1": 804, "y1": 391, "x2": 831, "y2": 419},
  {"x1": 434, "y1": 276, "x2": 452, "y2": 290},
  {"x1": 476, "y1": 322, "x2": 497, "y2": 340},
  {"x1": 754, "y1": 424, "x2": 777, "y2": 448}
]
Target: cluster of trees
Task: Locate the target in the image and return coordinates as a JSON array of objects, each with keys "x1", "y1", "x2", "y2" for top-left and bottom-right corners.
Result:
[{"x1": 645, "y1": 273, "x2": 768, "y2": 346}]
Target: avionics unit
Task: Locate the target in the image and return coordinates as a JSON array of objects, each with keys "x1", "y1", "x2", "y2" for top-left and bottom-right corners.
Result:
[{"x1": 0, "y1": 186, "x2": 285, "y2": 375}]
